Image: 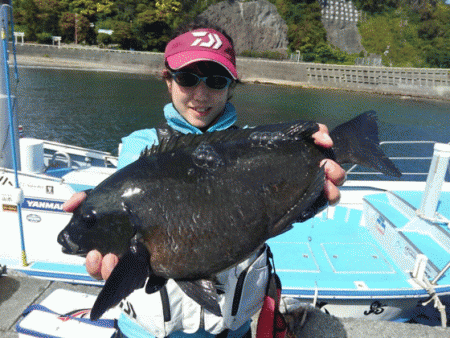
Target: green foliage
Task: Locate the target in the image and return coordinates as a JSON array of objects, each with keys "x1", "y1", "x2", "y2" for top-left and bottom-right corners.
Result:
[
  {"x1": 358, "y1": 1, "x2": 450, "y2": 67},
  {"x1": 352, "y1": 0, "x2": 399, "y2": 14},
  {"x1": 424, "y1": 37, "x2": 450, "y2": 68},
  {"x1": 10, "y1": 0, "x2": 450, "y2": 67},
  {"x1": 71, "y1": 0, "x2": 115, "y2": 18},
  {"x1": 97, "y1": 32, "x2": 112, "y2": 48},
  {"x1": 358, "y1": 11, "x2": 418, "y2": 66},
  {"x1": 15, "y1": 0, "x2": 39, "y2": 41},
  {"x1": 12, "y1": 0, "x2": 187, "y2": 50},
  {"x1": 58, "y1": 12, "x2": 90, "y2": 43},
  {"x1": 268, "y1": 0, "x2": 327, "y2": 52},
  {"x1": 110, "y1": 20, "x2": 138, "y2": 50},
  {"x1": 300, "y1": 42, "x2": 358, "y2": 64},
  {"x1": 35, "y1": 31, "x2": 53, "y2": 44}
]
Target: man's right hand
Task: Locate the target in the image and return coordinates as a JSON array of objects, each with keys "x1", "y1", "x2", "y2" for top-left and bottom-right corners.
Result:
[{"x1": 62, "y1": 192, "x2": 119, "y2": 280}]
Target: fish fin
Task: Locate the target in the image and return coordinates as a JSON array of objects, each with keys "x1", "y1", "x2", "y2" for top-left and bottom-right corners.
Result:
[
  {"x1": 140, "y1": 133, "x2": 197, "y2": 157},
  {"x1": 138, "y1": 121, "x2": 320, "y2": 157},
  {"x1": 176, "y1": 279, "x2": 222, "y2": 317},
  {"x1": 269, "y1": 165, "x2": 326, "y2": 237},
  {"x1": 284, "y1": 121, "x2": 319, "y2": 139},
  {"x1": 328, "y1": 111, "x2": 402, "y2": 177},
  {"x1": 145, "y1": 274, "x2": 168, "y2": 294},
  {"x1": 90, "y1": 241, "x2": 153, "y2": 321},
  {"x1": 141, "y1": 132, "x2": 187, "y2": 157}
]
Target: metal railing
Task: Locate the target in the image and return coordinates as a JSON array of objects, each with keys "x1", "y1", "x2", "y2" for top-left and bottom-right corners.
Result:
[{"x1": 346, "y1": 140, "x2": 449, "y2": 181}]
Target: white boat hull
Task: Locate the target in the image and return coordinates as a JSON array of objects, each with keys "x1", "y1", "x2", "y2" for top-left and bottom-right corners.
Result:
[
  {"x1": 281, "y1": 296, "x2": 421, "y2": 321},
  {"x1": 1, "y1": 139, "x2": 116, "y2": 284}
]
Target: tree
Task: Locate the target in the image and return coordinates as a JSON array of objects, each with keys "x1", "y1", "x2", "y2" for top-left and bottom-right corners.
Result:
[
  {"x1": 353, "y1": 0, "x2": 400, "y2": 14},
  {"x1": 17, "y1": 0, "x2": 40, "y2": 40},
  {"x1": 34, "y1": 0, "x2": 68, "y2": 35},
  {"x1": 111, "y1": 20, "x2": 136, "y2": 50},
  {"x1": 113, "y1": 0, "x2": 149, "y2": 22},
  {"x1": 133, "y1": 0, "x2": 181, "y2": 51},
  {"x1": 134, "y1": 9, "x2": 172, "y2": 51},
  {"x1": 59, "y1": 12, "x2": 90, "y2": 43},
  {"x1": 269, "y1": 0, "x2": 327, "y2": 52},
  {"x1": 71, "y1": 0, "x2": 115, "y2": 18}
]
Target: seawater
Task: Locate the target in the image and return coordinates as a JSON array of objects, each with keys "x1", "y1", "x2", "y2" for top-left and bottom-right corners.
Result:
[{"x1": 14, "y1": 67, "x2": 450, "y2": 155}]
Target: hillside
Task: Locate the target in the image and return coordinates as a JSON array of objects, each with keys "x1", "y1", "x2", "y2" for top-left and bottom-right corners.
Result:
[
  {"x1": 11, "y1": 0, "x2": 450, "y2": 67},
  {"x1": 357, "y1": 1, "x2": 450, "y2": 68}
]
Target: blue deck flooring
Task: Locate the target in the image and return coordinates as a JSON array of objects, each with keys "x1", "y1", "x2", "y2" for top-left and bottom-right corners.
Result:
[{"x1": 267, "y1": 206, "x2": 412, "y2": 293}]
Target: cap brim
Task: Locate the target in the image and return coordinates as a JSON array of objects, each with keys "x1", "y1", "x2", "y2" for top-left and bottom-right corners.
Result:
[{"x1": 166, "y1": 51, "x2": 238, "y2": 80}]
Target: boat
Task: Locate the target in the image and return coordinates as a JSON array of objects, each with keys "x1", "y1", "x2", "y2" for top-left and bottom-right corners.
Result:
[
  {"x1": 269, "y1": 141, "x2": 450, "y2": 326},
  {"x1": 1, "y1": 1, "x2": 449, "y2": 328},
  {"x1": 0, "y1": 3, "x2": 117, "y2": 285}
]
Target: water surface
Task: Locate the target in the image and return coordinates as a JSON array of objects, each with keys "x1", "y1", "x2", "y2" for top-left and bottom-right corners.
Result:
[{"x1": 13, "y1": 67, "x2": 450, "y2": 157}]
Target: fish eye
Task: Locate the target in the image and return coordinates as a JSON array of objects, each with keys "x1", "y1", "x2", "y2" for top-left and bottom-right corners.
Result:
[{"x1": 82, "y1": 210, "x2": 97, "y2": 228}]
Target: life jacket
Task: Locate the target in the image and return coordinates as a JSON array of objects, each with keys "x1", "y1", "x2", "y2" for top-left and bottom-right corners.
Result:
[
  {"x1": 120, "y1": 245, "x2": 270, "y2": 337},
  {"x1": 256, "y1": 247, "x2": 287, "y2": 338}
]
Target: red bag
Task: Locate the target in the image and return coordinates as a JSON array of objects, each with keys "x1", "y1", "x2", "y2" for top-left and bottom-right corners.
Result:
[{"x1": 256, "y1": 250, "x2": 287, "y2": 338}]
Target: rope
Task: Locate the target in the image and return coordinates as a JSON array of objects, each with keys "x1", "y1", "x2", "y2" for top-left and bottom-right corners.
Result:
[
  {"x1": 413, "y1": 275, "x2": 447, "y2": 328},
  {"x1": 299, "y1": 283, "x2": 319, "y2": 328},
  {"x1": 415, "y1": 209, "x2": 450, "y2": 227}
]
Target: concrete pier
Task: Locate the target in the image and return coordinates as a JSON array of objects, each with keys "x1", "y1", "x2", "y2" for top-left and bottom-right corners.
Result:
[{"x1": 1, "y1": 271, "x2": 449, "y2": 337}]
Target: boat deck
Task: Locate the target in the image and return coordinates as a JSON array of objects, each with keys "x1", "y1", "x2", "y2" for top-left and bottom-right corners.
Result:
[
  {"x1": 270, "y1": 191, "x2": 450, "y2": 299},
  {"x1": 268, "y1": 206, "x2": 412, "y2": 294}
]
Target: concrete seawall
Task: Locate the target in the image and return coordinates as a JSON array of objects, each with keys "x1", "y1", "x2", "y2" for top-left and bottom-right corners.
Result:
[{"x1": 14, "y1": 44, "x2": 450, "y2": 100}]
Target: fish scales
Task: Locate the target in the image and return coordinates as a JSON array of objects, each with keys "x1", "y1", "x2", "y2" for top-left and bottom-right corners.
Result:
[
  {"x1": 143, "y1": 143, "x2": 314, "y2": 277},
  {"x1": 58, "y1": 111, "x2": 401, "y2": 320}
]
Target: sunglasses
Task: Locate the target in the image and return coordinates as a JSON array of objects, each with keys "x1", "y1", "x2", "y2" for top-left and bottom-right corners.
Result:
[{"x1": 171, "y1": 72, "x2": 233, "y2": 90}]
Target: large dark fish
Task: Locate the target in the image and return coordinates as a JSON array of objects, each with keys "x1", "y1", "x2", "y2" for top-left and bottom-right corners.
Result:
[{"x1": 58, "y1": 111, "x2": 401, "y2": 321}]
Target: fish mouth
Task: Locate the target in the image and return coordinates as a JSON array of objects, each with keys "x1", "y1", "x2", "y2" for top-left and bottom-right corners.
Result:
[{"x1": 57, "y1": 230, "x2": 88, "y2": 256}]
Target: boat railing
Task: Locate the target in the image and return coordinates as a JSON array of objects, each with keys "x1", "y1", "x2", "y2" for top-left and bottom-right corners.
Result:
[
  {"x1": 42, "y1": 140, "x2": 118, "y2": 168},
  {"x1": 346, "y1": 140, "x2": 450, "y2": 181}
]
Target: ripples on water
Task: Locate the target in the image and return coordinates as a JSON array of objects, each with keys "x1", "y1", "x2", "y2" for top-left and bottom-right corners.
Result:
[{"x1": 13, "y1": 67, "x2": 450, "y2": 155}]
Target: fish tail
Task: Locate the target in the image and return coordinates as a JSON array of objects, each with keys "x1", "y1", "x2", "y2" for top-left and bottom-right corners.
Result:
[{"x1": 328, "y1": 111, "x2": 402, "y2": 177}]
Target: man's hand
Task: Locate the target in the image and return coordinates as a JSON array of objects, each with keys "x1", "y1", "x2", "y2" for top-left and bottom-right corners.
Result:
[{"x1": 312, "y1": 124, "x2": 346, "y2": 205}]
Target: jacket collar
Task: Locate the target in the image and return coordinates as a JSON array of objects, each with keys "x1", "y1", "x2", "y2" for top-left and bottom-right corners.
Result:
[{"x1": 164, "y1": 102, "x2": 237, "y2": 134}]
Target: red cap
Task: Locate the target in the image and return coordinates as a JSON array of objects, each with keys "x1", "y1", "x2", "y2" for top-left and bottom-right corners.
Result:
[{"x1": 164, "y1": 29, "x2": 238, "y2": 80}]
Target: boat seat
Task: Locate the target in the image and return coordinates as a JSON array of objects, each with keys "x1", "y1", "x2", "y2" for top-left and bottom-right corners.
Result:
[
  {"x1": 364, "y1": 193, "x2": 410, "y2": 230},
  {"x1": 363, "y1": 191, "x2": 450, "y2": 279}
]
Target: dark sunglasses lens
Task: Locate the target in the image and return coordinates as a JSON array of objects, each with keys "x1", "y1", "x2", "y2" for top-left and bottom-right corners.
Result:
[
  {"x1": 174, "y1": 73, "x2": 199, "y2": 87},
  {"x1": 206, "y1": 76, "x2": 230, "y2": 89}
]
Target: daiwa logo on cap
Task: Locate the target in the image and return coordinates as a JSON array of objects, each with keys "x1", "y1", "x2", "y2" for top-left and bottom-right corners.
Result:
[
  {"x1": 164, "y1": 28, "x2": 238, "y2": 79},
  {"x1": 191, "y1": 31, "x2": 222, "y2": 49}
]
